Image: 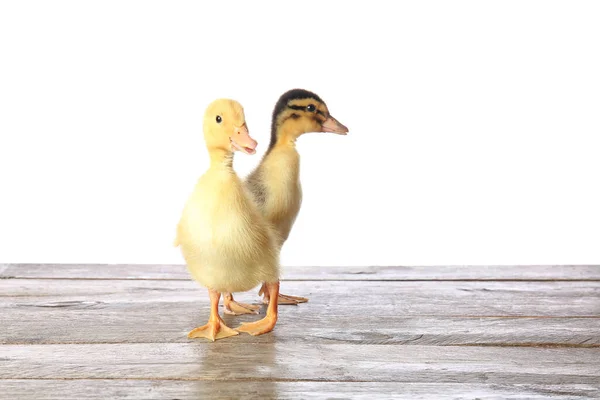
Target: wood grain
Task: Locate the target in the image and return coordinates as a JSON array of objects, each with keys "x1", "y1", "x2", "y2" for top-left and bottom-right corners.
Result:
[
  {"x1": 4, "y1": 306, "x2": 600, "y2": 346},
  {"x1": 1, "y1": 285, "x2": 599, "y2": 346},
  {"x1": 2, "y1": 263, "x2": 599, "y2": 280},
  {"x1": 0, "y1": 380, "x2": 597, "y2": 400},
  {"x1": 2, "y1": 279, "x2": 598, "y2": 346},
  {"x1": 2, "y1": 308, "x2": 598, "y2": 346},
  {"x1": 2, "y1": 279, "x2": 598, "y2": 317},
  {"x1": 1, "y1": 343, "x2": 599, "y2": 383}
]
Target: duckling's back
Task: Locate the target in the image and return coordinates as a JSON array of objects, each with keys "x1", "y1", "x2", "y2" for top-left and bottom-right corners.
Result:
[
  {"x1": 176, "y1": 169, "x2": 280, "y2": 293},
  {"x1": 245, "y1": 147, "x2": 302, "y2": 247}
]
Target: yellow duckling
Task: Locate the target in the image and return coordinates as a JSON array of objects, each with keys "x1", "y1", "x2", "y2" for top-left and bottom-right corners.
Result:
[
  {"x1": 223, "y1": 89, "x2": 348, "y2": 314},
  {"x1": 174, "y1": 99, "x2": 281, "y2": 340}
]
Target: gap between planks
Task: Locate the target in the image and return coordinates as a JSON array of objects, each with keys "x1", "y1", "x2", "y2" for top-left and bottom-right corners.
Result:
[
  {"x1": 2, "y1": 341, "x2": 598, "y2": 348},
  {"x1": 0, "y1": 381, "x2": 598, "y2": 400},
  {"x1": 3, "y1": 264, "x2": 600, "y2": 281},
  {"x1": 3, "y1": 277, "x2": 600, "y2": 282}
]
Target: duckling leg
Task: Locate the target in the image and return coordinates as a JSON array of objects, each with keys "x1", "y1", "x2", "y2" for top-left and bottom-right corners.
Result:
[
  {"x1": 223, "y1": 292, "x2": 260, "y2": 315},
  {"x1": 188, "y1": 289, "x2": 239, "y2": 341},
  {"x1": 259, "y1": 282, "x2": 308, "y2": 305},
  {"x1": 236, "y1": 281, "x2": 279, "y2": 336}
]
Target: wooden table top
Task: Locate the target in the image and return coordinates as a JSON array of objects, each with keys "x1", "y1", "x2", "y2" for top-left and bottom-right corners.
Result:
[{"x1": 1, "y1": 264, "x2": 599, "y2": 399}]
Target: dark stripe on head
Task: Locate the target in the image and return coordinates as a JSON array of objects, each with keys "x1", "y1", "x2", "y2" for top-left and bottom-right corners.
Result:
[{"x1": 268, "y1": 89, "x2": 326, "y2": 152}]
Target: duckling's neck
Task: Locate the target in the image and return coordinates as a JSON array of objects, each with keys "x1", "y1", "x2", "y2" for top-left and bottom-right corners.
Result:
[
  {"x1": 208, "y1": 148, "x2": 234, "y2": 170},
  {"x1": 269, "y1": 125, "x2": 302, "y2": 152},
  {"x1": 264, "y1": 132, "x2": 301, "y2": 175}
]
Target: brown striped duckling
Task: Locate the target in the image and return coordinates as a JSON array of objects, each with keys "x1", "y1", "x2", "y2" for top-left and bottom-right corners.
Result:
[{"x1": 223, "y1": 89, "x2": 348, "y2": 314}]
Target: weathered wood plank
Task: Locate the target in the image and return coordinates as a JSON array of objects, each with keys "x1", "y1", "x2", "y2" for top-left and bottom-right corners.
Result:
[
  {"x1": 0, "y1": 380, "x2": 598, "y2": 400},
  {"x1": 1, "y1": 343, "x2": 598, "y2": 384},
  {"x1": 2, "y1": 263, "x2": 599, "y2": 281},
  {"x1": 2, "y1": 303, "x2": 598, "y2": 346},
  {"x1": 2, "y1": 279, "x2": 598, "y2": 317},
  {"x1": 1, "y1": 279, "x2": 599, "y2": 345}
]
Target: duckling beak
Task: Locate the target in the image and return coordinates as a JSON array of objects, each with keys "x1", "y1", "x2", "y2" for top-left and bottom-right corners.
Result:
[
  {"x1": 230, "y1": 124, "x2": 257, "y2": 155},
  {"x1": 321, "y1": 115, "x2": 349, "y2": 135}
]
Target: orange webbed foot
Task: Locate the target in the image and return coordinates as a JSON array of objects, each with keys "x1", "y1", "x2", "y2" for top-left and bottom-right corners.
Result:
[
  {"x1": 266, "y1": 293, "x2": 309, "y2": 305},
  {"x1": 224, "y1": 300, "x2": 261, "y2": 315},
  {"x1": 238, "y1": 282, "x2": 280, "y2": 336},
  {"x1": 235, "y1": 315, "x2": 277, "y2": 336},
  {"x1": 188, "y1": 318, "x2": 239, "y2": 342},
  {"x1": 259, "y1": 284, "x2": 308, "y2": 305},
  {"x1": 223, "y1": 292, "x2": 260, "y2": 315}
]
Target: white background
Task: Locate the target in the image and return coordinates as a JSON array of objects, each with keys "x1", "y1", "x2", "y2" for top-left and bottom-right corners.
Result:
[{"x1": 1, "y1": 1, "x2": 599, "y2": 266}]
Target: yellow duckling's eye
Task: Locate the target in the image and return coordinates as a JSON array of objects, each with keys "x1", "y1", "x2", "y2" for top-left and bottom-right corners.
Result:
[
  {"x1": 216, "y1": 115, "x2": 222, "y2": 123},
  {"x1": 306, "y1": 104, "x2": 316, "y2": 112}
]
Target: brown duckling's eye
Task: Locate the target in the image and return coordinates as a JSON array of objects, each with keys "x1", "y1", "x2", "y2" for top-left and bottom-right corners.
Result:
[
  {"x1": 216, "y1": 115, "x2": 222, "y2": 123},
  {"x1": 306, "y1": 104, "x2": 316, "y2": 112}
]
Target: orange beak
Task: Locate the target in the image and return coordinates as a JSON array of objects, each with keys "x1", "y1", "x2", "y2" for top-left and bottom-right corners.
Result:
[
  {"x1": 321, "y1": 115, "x2": 349, "y2": 135},
  {"x1": 230, "y1": 124, "x2": 257, "y2": 155}
]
